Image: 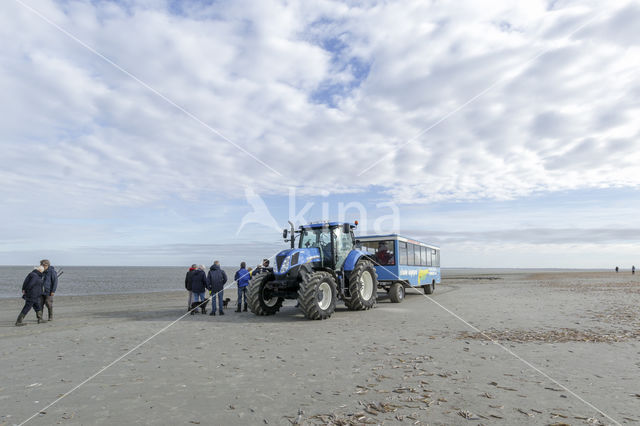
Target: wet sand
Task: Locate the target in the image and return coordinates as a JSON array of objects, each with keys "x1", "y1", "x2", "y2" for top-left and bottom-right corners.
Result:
[{"x1": 1, "y1": 271, "x2": 639, "y2": 425}]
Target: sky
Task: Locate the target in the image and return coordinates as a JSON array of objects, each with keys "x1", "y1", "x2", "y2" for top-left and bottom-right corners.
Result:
[{"x1": 1, "y1": 0, "x2": 639, "y2": 267}]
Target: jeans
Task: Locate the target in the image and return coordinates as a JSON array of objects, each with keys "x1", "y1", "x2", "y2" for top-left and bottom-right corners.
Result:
[
  {"x1": 20, "y1": 299, "x2": 42, "y2": 316},
  {"x1": 192, "y1": 292, "x2": 205, "y2": 303},
  {"x1": 211, "y1": 290, "x2": 224, "y2": 312},
  {"x1": 237, "y1": 286, "x2": 248, "y2": 307}
]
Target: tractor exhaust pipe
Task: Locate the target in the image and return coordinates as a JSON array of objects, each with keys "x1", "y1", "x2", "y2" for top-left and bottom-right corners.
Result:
[{"x1": 288, "y1": 220, "x2": 295, "y2": 249}]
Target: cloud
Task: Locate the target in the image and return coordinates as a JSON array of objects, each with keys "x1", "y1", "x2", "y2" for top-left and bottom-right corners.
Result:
[{"x1": 1, "y1": 0, "x2": 639, "y2": 265}]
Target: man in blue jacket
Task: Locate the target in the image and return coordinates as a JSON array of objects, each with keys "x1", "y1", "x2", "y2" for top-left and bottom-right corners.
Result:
[
  {"x1": 16, "y1": 266, "x2": 45, "y2": 326},
  {"x1": 40, "y1": 259, "x2": 58, "y2": 321},
  {"x1": 207, "y1": 261, "x2": 227, "y2": 316},
  {"x1": 234, "y1": 262, "x2": 251, "y2": 312}
]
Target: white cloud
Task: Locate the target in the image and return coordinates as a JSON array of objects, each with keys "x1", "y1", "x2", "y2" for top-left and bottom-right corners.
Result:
[{"x1": 1, "y1": 0, "x2": 639, "y2": 263}]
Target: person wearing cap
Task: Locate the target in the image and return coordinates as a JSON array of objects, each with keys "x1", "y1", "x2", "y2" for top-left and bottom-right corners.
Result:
[
  {"x1": 16, "y1": 266, "x2": 45, "y2": 326},
  {"x1": 40, "y1": 259, "x2": 58, "y2": 321},
  {"x1": 252, "y1": 258, "x2": 270, "y2": 276}
]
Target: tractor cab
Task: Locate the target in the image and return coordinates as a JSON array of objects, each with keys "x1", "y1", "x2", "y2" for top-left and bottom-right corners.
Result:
[{"x1": 248, "y1": 221, "x2": 379, "y2": 320}]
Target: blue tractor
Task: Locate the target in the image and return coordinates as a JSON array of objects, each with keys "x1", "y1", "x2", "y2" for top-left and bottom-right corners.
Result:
[{"x1": 248, "y1": 221, "x2": 378, "y2": 320}]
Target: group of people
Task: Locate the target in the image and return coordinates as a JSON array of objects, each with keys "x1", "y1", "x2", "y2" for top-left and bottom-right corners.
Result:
[
  {"x1": 16, "y1": 260, "x2": 58, "y2": 326},
  {"x1": 184, "y1": 259, "x2": 270, "y2": 316},
  {"x1": 614, "y1": 265, "x2": 636, "y2": 274}
]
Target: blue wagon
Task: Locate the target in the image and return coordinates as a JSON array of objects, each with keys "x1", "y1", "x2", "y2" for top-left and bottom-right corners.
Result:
[{"x1": 357, "y1": 234, "x2": 441, "y2": 303}]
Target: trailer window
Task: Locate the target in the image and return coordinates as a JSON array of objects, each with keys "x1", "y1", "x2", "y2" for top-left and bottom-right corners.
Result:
[
  {"x1": 420, "y1": 246, "x2": 427, "y2": 266},
  {"x1": 399, "y1": 241, "x2": 408, "y2": 265},
  {"x1": 435, "y1": 249, "x2": 440, "y2": 267},
  {"x1": 360, "y1": 240, "x2": 396, "y2": 266}
]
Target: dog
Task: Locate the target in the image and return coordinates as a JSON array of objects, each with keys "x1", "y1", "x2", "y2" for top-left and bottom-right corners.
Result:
[{"x1": 222, "y1": 298, "x2": 231, "y2": 308}]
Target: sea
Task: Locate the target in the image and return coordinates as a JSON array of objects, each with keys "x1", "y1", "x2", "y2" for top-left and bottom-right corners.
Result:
[
  {"x1": 0, "y1": 266, "x2": 239, "y2": 299},
  {"x1": 0, "y1": 266, "x2": 608, "y2": 299}
]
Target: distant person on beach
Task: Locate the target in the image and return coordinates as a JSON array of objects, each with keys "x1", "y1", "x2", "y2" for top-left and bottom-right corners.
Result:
[
  {"x1": 615, "y1": 266, "x2": 619, "y2": 273},
  {"x1": 16, "y1": 266, "x2": 45, "y2": 326},
  {"x1": 185, "y1": 264, "x2": 197, "y2": 312},
  {"x1": 253, "y1": 259, "x2": 270, "y2": 276},
  {"x1": 190, "y1": 265, "x2": 209, "y2": 315},
  {"x1": 40, "y1": 259, "x2": 58, "y2": 321},
  {"x1": 234, "y1": 262, "x2": 251, "y2": 312},
  {"x1": 633, "y1": 265, "x2": 636, "y2": 275},
  {"x1": 208, "y1": 261, "x2": 228, "y2": 316}
]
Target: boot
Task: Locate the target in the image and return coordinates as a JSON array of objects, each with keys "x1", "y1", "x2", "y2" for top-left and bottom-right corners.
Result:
[
  {"x1": 243, "y1": 304, "x2": 248, "y2": 312},
  {"x1": 219, "y1": 310, "x2": 224, "y2": 315},
  {"x1": 235, "y1": 305, "x2": 241, "y2": 313},
  {"x1": 15, "y1": 313, "x2": 26, "y2": 326},
  {"x1": 209, "y1": 311, "x2": 216, "y2": 316},
  {"x1": 36, "y1": 310, "x2": 44, "y2": 324}
]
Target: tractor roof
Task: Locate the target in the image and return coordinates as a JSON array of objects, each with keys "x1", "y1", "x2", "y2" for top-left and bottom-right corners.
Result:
[{"x1": 299, "y1": 221, "x2": 355, "y2": 229}]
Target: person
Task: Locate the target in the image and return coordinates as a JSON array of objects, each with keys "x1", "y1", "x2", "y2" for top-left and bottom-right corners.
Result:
[
  {"x1": 375, "y1": 242, "x2": 394, "y2": 266},
  {"x1": 234, "y1": 262, "x2": 251, "y2": 312},
  {"x1": 253, "y1": 259, "x2": 270, "y2": 276},
  {"x1": 190, "y1": 265, "x2": 209, "y2": 315},
  {"x1": 615, "y1": 266, "x2": 619, "y2": 273},
  {"x1": 185, "y1": 264, "x2": 197, "y2": 312},
  {"x1": 40, "y1": 259, "x2": 58, "y2": 321},
  {"x1": 16, "y1": 266, "x2": 45, "y2": 326},
  {"x1": 207, "y1": 260, "x2": 228, "y2": 316},
  {"x1": 633, "y1": 265, "x2": 636, "y2": 275}
]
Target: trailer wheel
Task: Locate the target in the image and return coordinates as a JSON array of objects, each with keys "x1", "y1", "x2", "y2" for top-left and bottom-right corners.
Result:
[
  {"x1": 345, "y1": 259, "x2": 378, "y2": 311},
  {"x1": 297, "y1": 271, "x2": 337, "y2": 320},
  {"x1": 248, "y1": 272, "x2": 283, "y2": 316},
  {"x1": 424, "y1": 280, "x2": 435, "y2": 295},
  {"x1": 389, "y1": 282, "x2": 405, "y2": 303}
]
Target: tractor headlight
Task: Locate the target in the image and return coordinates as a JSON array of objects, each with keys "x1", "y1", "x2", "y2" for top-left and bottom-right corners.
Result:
[{"x1": 280, "y1": 256, "x2": 291, "y2": 273}]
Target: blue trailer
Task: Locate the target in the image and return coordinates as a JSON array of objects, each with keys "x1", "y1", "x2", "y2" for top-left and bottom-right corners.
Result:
[{"x1": 357, "y1": 234, "x2": 441, "y2": 303}]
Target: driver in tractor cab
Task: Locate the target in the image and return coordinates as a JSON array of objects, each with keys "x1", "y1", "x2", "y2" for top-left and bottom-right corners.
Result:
[{"x1": 375, "y1": 241, "x2": 394, "y2": 266}]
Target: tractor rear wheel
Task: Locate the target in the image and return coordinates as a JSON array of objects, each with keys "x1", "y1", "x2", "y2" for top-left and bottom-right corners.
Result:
[
  {"x1": 345, "y1": 259, "x2": 378, "y2": 311},
  {"x1": 248, "y1": 272, "x2": 283, "y2": 316},
  {"x1": 389, "y1": 282, "x2": 405, "y2": 303},
  {"x1": 297, "y1": 271, "x2": 337, "y2": 320}
]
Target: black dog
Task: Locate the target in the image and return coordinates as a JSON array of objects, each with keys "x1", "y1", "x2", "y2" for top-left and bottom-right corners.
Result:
[{"x1": 222, "y1": 298, "x2": 231, "y2": 308}]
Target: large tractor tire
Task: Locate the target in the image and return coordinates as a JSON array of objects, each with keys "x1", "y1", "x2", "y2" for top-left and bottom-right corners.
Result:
[
  {"x1": 345, "y1": 259, "x2": 378, "y2": 311},
  {"x1": 248, "y1": 272, "x2": 283, "y2": 316},
  {"x1": 423, "y1": 280, "x2": 435, "y2": 295},
  {"x1": 389, "y1": 282, "x2": 405, "y2": 303},
  {"x1": 297, "y1": 271, "x2": 337, "y2": 320}
]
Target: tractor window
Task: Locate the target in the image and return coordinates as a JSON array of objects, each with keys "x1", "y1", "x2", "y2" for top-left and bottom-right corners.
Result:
[
  {"x1": 333, "y1": 227, "x2": 353, "y2": 270},
  {"x1": 299, "y1": 228, "x2": 333, "y2": 264}
]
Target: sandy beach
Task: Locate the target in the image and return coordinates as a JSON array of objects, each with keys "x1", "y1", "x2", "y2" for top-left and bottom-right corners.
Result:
[{"x1": 1, "y1": 270, "x2": 639, "y2": 425}]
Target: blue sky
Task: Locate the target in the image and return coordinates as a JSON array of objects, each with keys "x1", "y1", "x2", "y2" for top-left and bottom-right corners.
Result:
[{"x1": 1, "y1": 0, "x2": 639, "y2": 267}]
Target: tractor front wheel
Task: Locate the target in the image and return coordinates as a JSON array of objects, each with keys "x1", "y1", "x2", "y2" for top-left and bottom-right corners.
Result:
[
  {"x1": 248, "y1": 272, "x2": 283, "y2": 316},
  {"x1": 345, "y1": 260, "x2": 378, "y2": 311},
  {"x1": 297, "y1": 271, "x2": 337, "y2": 320}
]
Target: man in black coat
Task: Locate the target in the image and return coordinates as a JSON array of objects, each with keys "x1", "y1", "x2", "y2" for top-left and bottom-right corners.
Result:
[
  {"x1": 185, "y1": 264, "x2": 197, "y2": 312},
  {"x1": 40, "y1": 259, "x2": 58, "y2": 321},
  {"x1": 190, "y1": 265, "x2": 209, "y2": 315},
  {"x1": 207, "y1": 261, "x2": 228, "y2": 316},
  {"x1": 16, "y1": 266, "x2": 45, "y2": 326}
]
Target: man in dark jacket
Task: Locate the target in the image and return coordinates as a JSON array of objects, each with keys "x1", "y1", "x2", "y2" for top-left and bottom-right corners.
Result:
[
  {"x1": 234, "y1": 261, "x2": 251, "y2": 312},
  {"x1": 185, "y1": 264, "x2": 197, "y2": 312},
  {"x1": 207, "y1": 261, "x2": 227, "y2": 316},
  {"x1": 16, "y1": 266, "x2": 45, "y2": 326},
  {"x1": 190, "y1": 265, "x2": 209, "y2": 315},
  {"x1": 40, "y1": 259, "x2": 58, "y2": 321}
]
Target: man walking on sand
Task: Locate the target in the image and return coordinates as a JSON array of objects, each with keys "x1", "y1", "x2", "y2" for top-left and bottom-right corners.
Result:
[
  {"x1": 234, "y1": 262, "x2": 251, "y2": 312},
  {"x1": 16, "y1": 266, "x2": 45, "y2": 326},
  {"x1": 633, "y1": 265, "x2": 636, "y2": 275},
  {"x1": 40, "y1": 259, "x2": 58, "y2": 321},
  {"x1": 208, "y1": 260, "x2": 228, "y2": 316}
]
